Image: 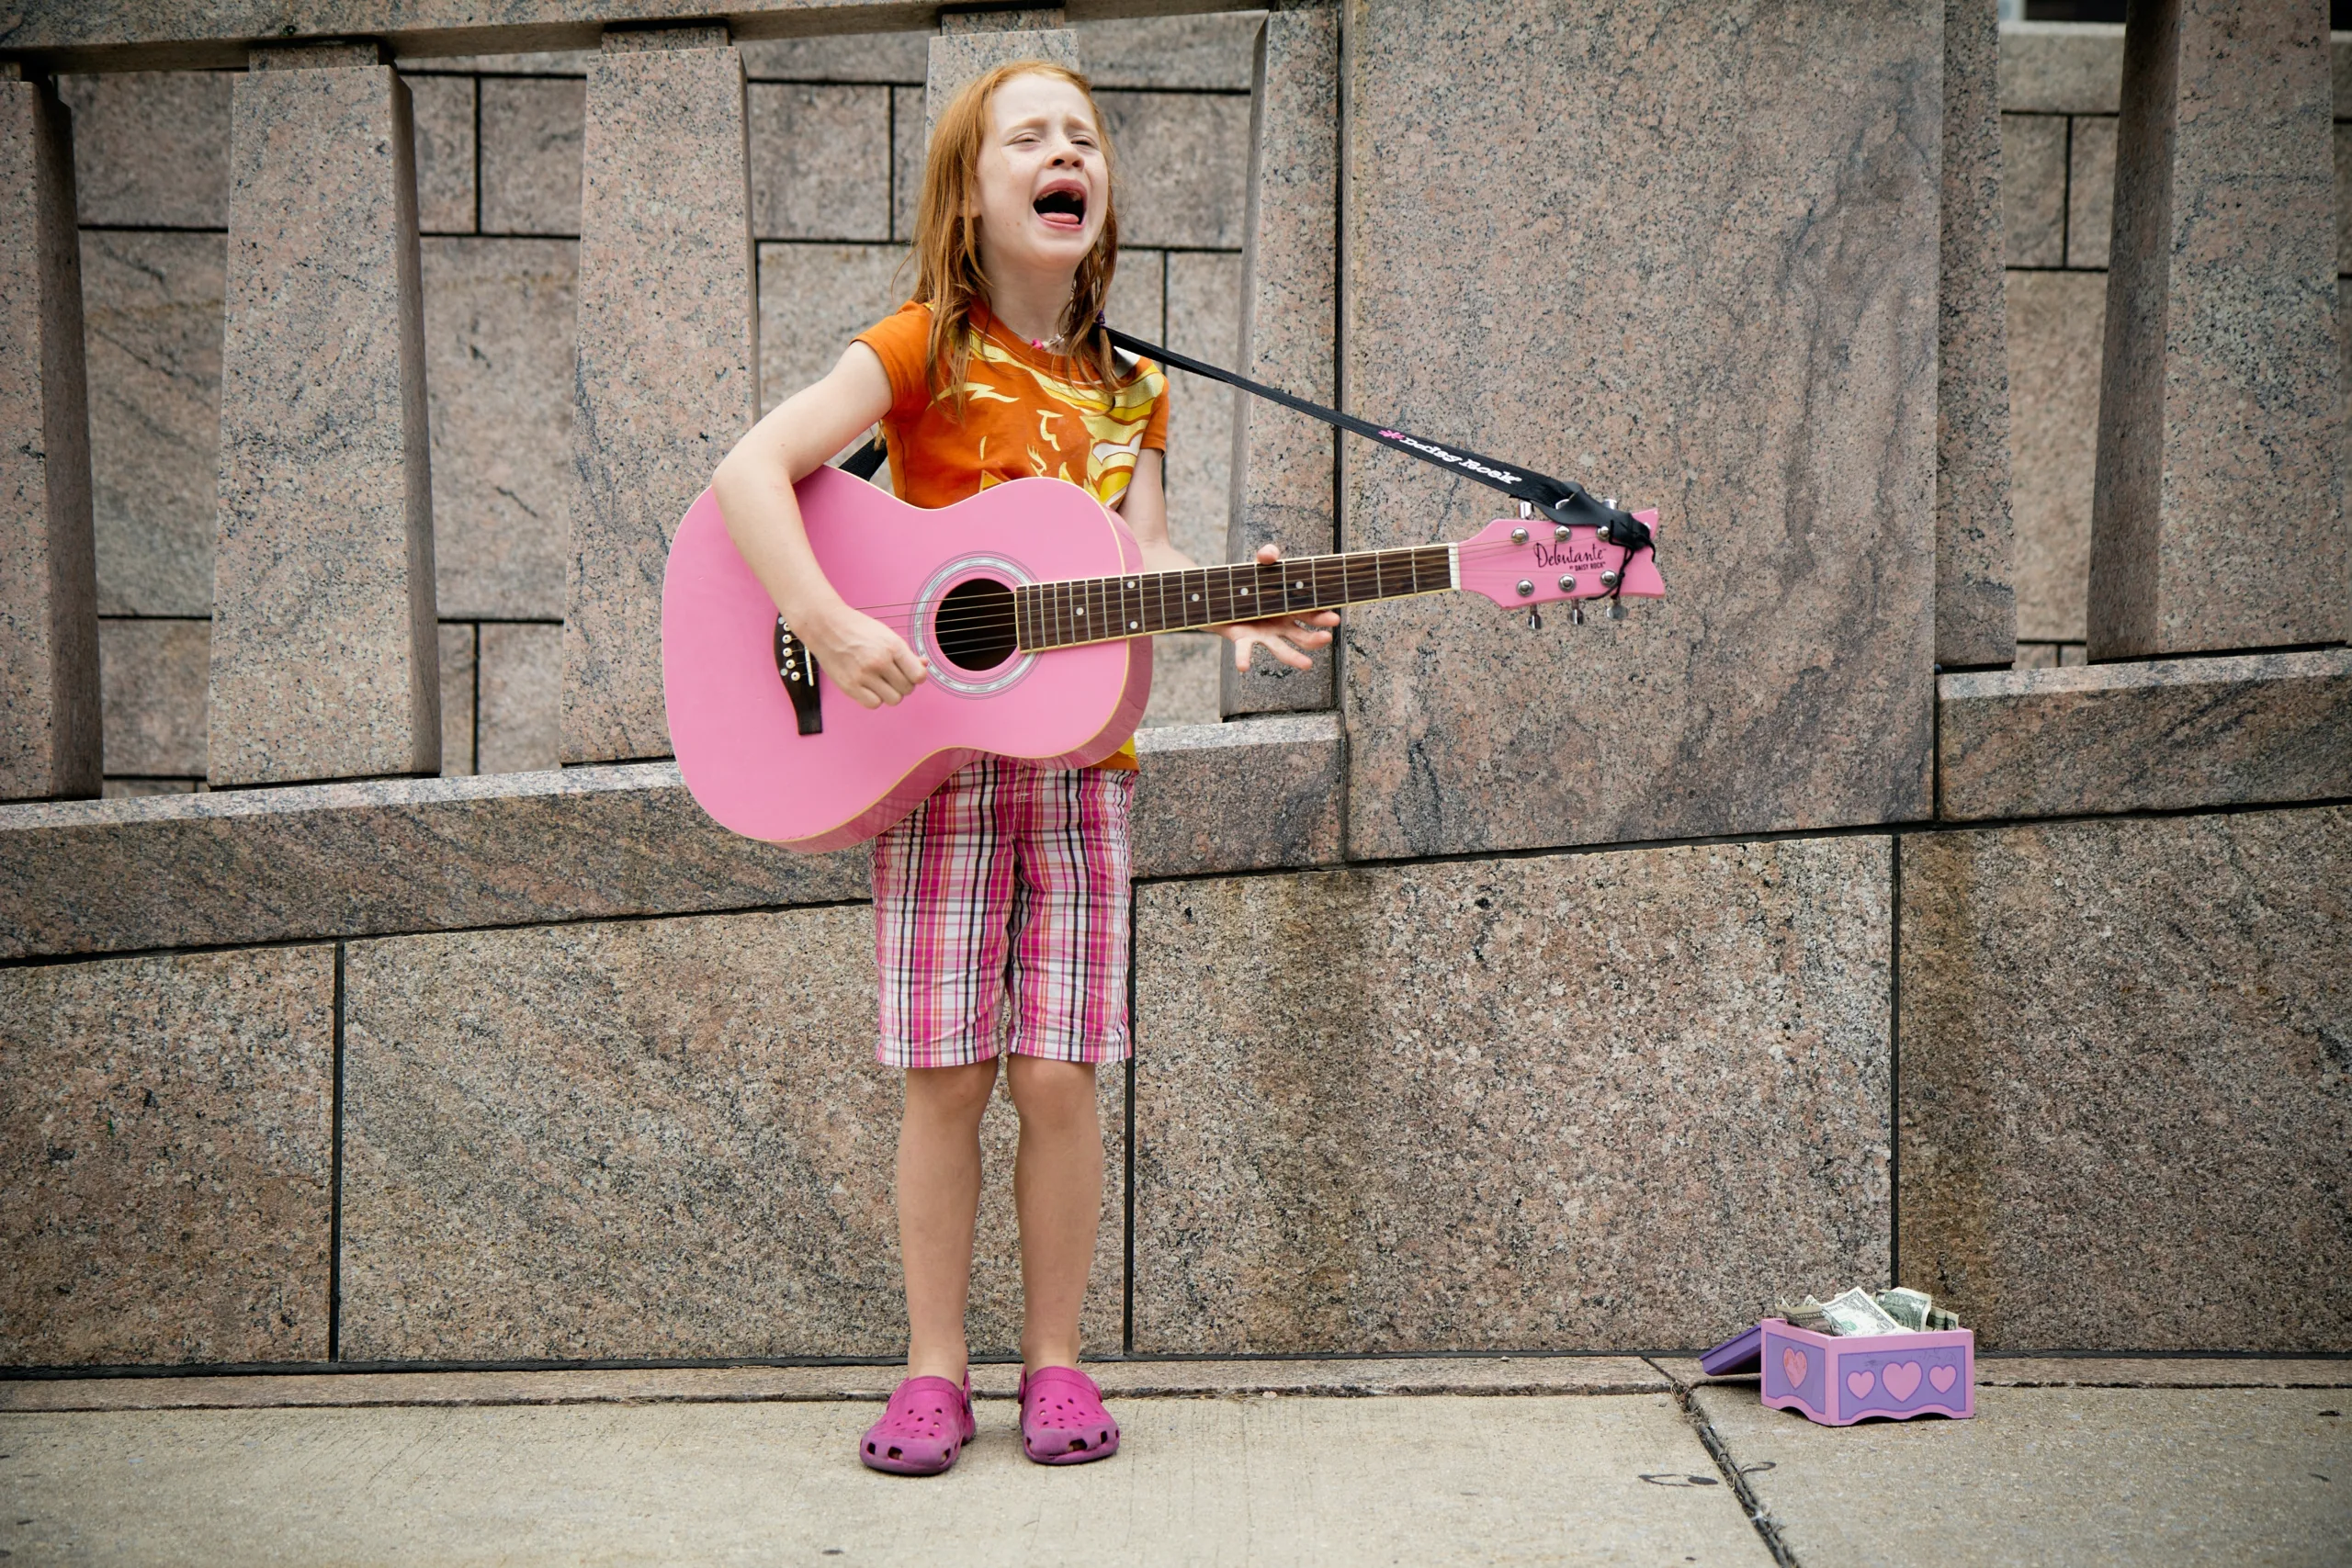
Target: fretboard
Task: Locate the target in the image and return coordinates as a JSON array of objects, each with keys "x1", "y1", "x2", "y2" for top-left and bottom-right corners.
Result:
[{"x1": 1013, "y1": 545, "x2": 1454, "y2": 651}]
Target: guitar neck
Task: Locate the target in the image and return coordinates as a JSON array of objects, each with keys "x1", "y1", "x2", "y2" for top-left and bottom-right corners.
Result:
[{"x1": 1013, "y1": 544, "x2": 1455, "y2": 650}]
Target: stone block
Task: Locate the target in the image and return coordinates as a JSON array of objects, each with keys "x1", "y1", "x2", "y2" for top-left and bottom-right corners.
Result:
[
  {"x1": 438, "y1": 621, "x2": 474, "y2": 776},
  {"x1": 1138, "y1": 633, "x2": 1222, "y2": 728},
  {"x1": 58, "y1": 70, "x2": 232, "y2": 228},
  {"x1": 1098, "y1": 89, "x2": 1249, "y2": 250},
  {"x1": 98, "y1": 617, "x2": 208, "y2": 780},
  {"x1": 2067, "y1": 114, "x2": 2115, "y2": 269},
  {"x1": 0, "y1": 78, "x2": 99, "y2": 801},
  {"x1": 1103, "y1": 243, "x2": 1162, "y2": 343},
  {"x1": 480, "y1": 76, "x2": 584, "y2": 236},
  {"x1": 2006, "y1": 267, "x2": 2104, "y2": 642},
  {"x1": 0, "y1": 763, "x2": 870, "y2": 962},
  {"x1": 421, "y1": 237, "x2": 576, "y2": 621},
  {"x1": 478, "y1": 621, "x2": 561, "y2": 774},
  {"x1": 403, "y1": 51, "x2": 594, "y2": 76},
  {"x1": 1340, "y1": 2, "x2": 1939, "y2": 860},
  {"x1": 81, "y1": 231, "x2": 223, "y2": 619},
  {"x1": 1223, "y1": 7, "x2": 1339, "y2": 718},
  {"x1": 2012, "y1": 641, "x2": 2086, "y2": 671},
  {"x1": 1997, "y1": 20, "x2": 2124, "y2": 116},
  {"x1": 738, "y1": 32, "x2": 930, "y2": 84},
  {"x1": 103, "y1": 778, "x2": 196, "y2": 799},
  {"x1": 2089, "y1": 0, "x2": 2346, "y2": 659},
  {"x1": 338, "y1": 908, "x2": 1125, "y2": 1360},
  {"x1": 1938, "y1": 0, "x2": 2017, "y2": 671},
  {"x1": 890, "y1": 83, "x2": 922, "y2": 241},
  {"x1": 1163, "y1": 250, "x2": 1240, "y2": 568},
  {"x1": 1128, "y1": 712, "x2": 1343, "y2": 880},
  {"x1": 0, "y1": 945, "x2": 334, "y2": 1366},
  {"x1": 1901, "y1": 809, "x2": 2352, "y2": 1349},
  {"x1": 405, "y1": 72, "x2": 475, "y2": 232},
  {"x1": 565, "y1": 35, "x2": 754, "y2": 764},
  {"x1": 1938, "y1": 649, "x2": 2352, "y2": 820},
  {"x1": 1132, "y1": 836, "x2": 1893, "y2": 1353},
  {"x1": 210, "y1": 58, "x2": 438, "y2": 785},
  {"x1": 2000, "y1": 113, "x2": 2067, "y2": 267},
  {"x1": 924, "y1": 28, "x2": 1080, "y2": 139},
  {"x1": 756, "y1": 242, "x2": 910, "y2": 426},
  {"x1": 1075, "y1": 13, "x2": 1261, "y2": 91},
  {"x1": 748, "y1": 83, "x2": 889, "y2": 241}
]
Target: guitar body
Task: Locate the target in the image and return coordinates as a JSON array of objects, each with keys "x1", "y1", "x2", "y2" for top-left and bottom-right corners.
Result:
[{"x1": 662, "y1": 467, "x2": 1149, "y2": 851}]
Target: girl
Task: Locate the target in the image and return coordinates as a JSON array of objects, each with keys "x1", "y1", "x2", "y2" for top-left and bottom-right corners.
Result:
[{"x1": 712, "y1": 62, "x2": 1335, "y2": 1473}]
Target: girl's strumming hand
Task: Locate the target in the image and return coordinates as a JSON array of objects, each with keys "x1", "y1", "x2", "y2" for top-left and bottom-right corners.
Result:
[
  {"x1": 804, "y1": 604, "x2": 929, "y2": 709},
  {"x1": 1219, "y1": 543, "x2": 1340, "y2": 673}
]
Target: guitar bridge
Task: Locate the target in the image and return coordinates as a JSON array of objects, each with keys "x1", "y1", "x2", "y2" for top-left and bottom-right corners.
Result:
[{"x1": 775, "y1": 615, "x2": 822, "y2": 736}]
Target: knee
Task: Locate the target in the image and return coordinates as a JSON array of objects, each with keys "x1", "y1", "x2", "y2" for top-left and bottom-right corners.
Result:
[
  {"x1": 1006, "y1": 1058, "x2": 1099, "y2": 1133},
  {"x1": 906, "y1": 1058, "x2": 1000, "y2": 1125}
]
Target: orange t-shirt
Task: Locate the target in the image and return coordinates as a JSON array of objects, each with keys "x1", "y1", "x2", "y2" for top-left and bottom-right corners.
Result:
[{"x1": 854, "y1": 300, "x2": 1170, "y2": 771}]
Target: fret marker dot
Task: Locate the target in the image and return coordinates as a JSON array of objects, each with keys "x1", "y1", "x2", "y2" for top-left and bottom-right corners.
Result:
[{"x1": 1129, "y1": 621, "x2": 1138, "y2": 630}]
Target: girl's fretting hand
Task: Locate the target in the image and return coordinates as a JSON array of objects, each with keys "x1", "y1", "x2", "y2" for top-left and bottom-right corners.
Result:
[
  {"x1": 806, "y1": 604, "x2": 929, "y2": 708},
  {"x1": 1219, "y1": 543, "x2": 1340, "y2": 673}
]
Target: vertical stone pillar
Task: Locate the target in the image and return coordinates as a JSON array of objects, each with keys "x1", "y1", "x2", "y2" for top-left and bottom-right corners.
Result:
[
  {"x1": 564, "y1": 26, "x2": 755, "y2": 765},
  {"x1": 210, "y1": 44, "x2": 437, "y2": 786},
  {"x1": 1935, "y1": 0, "x2": 2018, "y2": 670},
  {"x1": 1221, "y1": 8, "x2": 1340, "y2": 716},
  {"x1": 2088, "y1": 0, "x2": 2345, "y2": 660},
  {"x1": 926, "y1": 12, "x2": 1080, "y2": 141},
  {"x1": 0, "y1": 69, "x2": 97, "y2": 801}
]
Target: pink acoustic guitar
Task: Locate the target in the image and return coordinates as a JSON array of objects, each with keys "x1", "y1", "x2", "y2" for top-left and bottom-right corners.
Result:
[{"x1": 662, "y1": 465, "x2": 1662, "y2": 851}]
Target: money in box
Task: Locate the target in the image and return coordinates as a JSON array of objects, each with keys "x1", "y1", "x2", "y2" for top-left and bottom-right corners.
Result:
[{"x1": 1756, "y1": 1318, "x2": 1975, "y2": 1426}]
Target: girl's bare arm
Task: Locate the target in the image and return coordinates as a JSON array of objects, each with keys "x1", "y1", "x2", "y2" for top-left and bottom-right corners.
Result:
[
  {"x1": 710, "y1": 343, "x2": 929, "y2": 709},
  {"x1": 1120, "y1": 450, "x2": 1336, "y2": 673}
]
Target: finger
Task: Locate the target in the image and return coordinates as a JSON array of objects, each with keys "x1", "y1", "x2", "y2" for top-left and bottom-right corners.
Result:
[
  {"x1": 891, "y1": 645, "x2": 928, "y2": 691},
  {"x1": 1254, "y1": 542, "x2": 1281, "y2": 563},
  {"x1": 1267, "y1": 638, "x2": 1315, "y2": 671},
  {"x1": 1232, "y1": 637, "x2": 1254, "y2": 672}
]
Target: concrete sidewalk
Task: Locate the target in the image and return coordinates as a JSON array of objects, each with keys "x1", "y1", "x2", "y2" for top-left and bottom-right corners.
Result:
[{"x1": 2, "y1": 1358, "x2": 2346, "y2": 1566}]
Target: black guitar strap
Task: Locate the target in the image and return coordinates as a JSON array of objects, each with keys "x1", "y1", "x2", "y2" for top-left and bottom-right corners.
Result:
[{"x1": 839, "y1": 327, "x2": 1652, "y2": 553}]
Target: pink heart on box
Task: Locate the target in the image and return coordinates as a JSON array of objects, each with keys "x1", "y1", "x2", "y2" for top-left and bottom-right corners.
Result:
[
  {"x1": 1883, "y1": 1362, "x2": 1922, "y2": 1401},
  {"x1": 1781, "y1": 1348, "x2": 1808, "y2": 1387},
  {"x1": 1928, "y1": 1364, "x2": 1958, "y2": 1393},
  {"x1": 1847, "y1": 1370, "x2": 1876, "y2": 1398}
]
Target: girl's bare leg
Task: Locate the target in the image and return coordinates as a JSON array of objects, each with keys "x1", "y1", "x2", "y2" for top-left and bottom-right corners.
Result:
[
  {"x1": 1005, "y1": 1055, "x2": 1102, "y2": 1374},
  {"x1": 899, "y1": 1058, "x2": 1001, "y2": 1382}
]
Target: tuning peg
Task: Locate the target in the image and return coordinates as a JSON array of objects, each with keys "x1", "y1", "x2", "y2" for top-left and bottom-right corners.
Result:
[
  {"x1": 1526, "y1": 607, "x2": 1543, "y2": 630},
  {"x1": 1608, "y1": 600, "x2": 1627, "y2": 621},
  {"x1": 1569, "y1": 603, "x2": 1584, "y2": 626}
]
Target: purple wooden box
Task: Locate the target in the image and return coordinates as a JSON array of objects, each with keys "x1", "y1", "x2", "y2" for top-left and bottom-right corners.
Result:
[{"x1": 1758, "y1": 1317, "x2": 1975, "y2": 1426}]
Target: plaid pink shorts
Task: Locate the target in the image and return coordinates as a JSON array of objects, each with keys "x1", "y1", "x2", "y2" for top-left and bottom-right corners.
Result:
[{"x1": 870, "y1": 758, "x2": 1136, "y2": 1070}]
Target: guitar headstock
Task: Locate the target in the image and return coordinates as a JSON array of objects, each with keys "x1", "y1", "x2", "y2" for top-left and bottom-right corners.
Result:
[{"x1": 1454, "y1": 510, "x2": 1664, "y2": 608}]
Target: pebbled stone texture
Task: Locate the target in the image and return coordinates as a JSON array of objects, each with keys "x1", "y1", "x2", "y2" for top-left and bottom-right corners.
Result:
[
  {"x1": 1939, "y1": 0, "x2": 2017, "y2": 670},
  {"x1": 738, "y1": 32, "x2": 928, "y2": 85},
  {"x1": 1097, "y1": 88, "x2": 1250, "y2": 251},
  {"x1": 1340, "y1": 1, "x2": 1938, "y2": 859},
  {"x1": 1939, "y1": 649, "x2": 2352, "y2": 820},
  {"x1": 438, "y1": 621, "x2": 474, "y2": 776},
  {"x1": 404, "y1": 72, "x2": 476, "y2": 232},
  {"x1": 81, "y1": 231, "x2": 224, "y2": 619},
  {"x1": 480, "y1": 75, "x2": 585, "y2": 236},
  {"x1": 565, "y1": 33, "x2": 754, "y2": 764},
  {"x1": 1164, "y1": 250, "x2": 1240, "y2": 569},
  {"x1": 1129, "y1": 712, "x2": 1343, "y2": 878},
  {"x1": 1998, "y1": 20, "x2": 2124, "y2": 115},
  {"x1": 2000, "y1": 112, "x2": 2067, "y2": 268},
  {"x1": 477, "y1": 621, "x2": 561, "y2": 774},
  {"x1": 59, "y1": 70, "x2": 232, "y2": 228},
  {"x1": 1076, "y1": 13, "x2": 1261, "y2": 92},
  {"x1": 422, "y1": 237, "x2": 577, "y2": 621},
  {"x1": 2067, "y1": 113, "x2": 2116, "y2": 269},
  {"x1": 2089, "y1": 0, "x2": 2346, "y2": 659},
  {"x1": 1901, "y1": 808, "x2": 2352, "y2": 1350},
  {"x1": 0, "y1": 762, "x2": 869, "y2": 961},
  {"x1": 1223, "y1": 7, "x2": 1339, "y2": 718},
  {"x1": 0, "y1": 945, "x2": 334, "y2": 1367},
  {"x1": 756, "y1": 240, "x2": 910, "y2": 421},
  {"x1": 98, "y1": 617, "x2": 208, "y2": 779},
  {"x1": 210, "y1": 58, "x2": 438, "y2": 785},
  {"x1": 338, "y1": 907, "x2": 1124, "y2": 1360},
  {"x1": 2007, "y1": 268, "x2": 2104, "y2": 642},
  {"x1": 1132, "y1": 836, "x2": 1893, "y2": 1354},
  {"x1": 748, "y1": 82, "x2": 888, "y2": 241},
  {"x1": 0, "y1": 77, "x2": 98, "y2": 802}
]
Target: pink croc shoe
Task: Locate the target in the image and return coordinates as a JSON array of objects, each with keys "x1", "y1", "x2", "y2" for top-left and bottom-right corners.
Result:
[
  {"x1": 1018, "y1": 1366, "x2": 1120, "y2": 1464},
  {"x1": 859, "y1": 1372, "x2": 976, "y2": 1475}
]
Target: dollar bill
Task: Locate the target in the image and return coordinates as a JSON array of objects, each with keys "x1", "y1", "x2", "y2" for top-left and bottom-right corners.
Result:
[
  {"x1": 1875, "y1": 1286, "x2": 1933, "y2": 1332},
  {"x1": 1820, "y1": 1286, "x2": 1905, "y2": 1337},
  {"x1": 1776, "y1": 1295, "x2": 1836, "y2": 1335},
  {"x1": 1927, "y1": 1306, "x2": 1961, "y2": 1332}
]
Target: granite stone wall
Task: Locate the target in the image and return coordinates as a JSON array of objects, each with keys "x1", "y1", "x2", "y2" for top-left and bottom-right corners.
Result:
[
  {"x1": 60, "y1": 15, "x2": 1259, "y2": 793},
  {"x1": 5, "y1": 9, "x2": 2347, "y2": 1372}
]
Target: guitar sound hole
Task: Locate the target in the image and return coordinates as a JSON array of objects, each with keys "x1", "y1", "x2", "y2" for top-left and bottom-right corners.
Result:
[{"x1": 933, "y1": 577, "x2": 1019, "y2": 673}]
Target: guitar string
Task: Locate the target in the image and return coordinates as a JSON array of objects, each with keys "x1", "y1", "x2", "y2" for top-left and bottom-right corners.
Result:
[{"x1": 815, "y1": 537, "x2": 1645, "y2": 626}]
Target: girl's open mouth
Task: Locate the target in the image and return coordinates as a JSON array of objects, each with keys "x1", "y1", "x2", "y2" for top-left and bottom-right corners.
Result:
[{"x1": 1033, "y1": 186, "x2": 1087, "y2": 231}]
